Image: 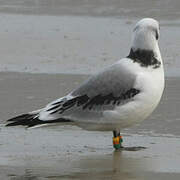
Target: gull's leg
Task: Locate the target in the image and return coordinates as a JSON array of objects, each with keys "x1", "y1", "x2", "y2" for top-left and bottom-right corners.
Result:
[{"x1": 113, "y1": 130, "x2": 123, "y2": 150}]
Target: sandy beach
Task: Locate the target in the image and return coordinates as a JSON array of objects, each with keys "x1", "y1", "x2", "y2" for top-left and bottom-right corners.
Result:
[{"x1": 0, "y1": 0, "x2": 180, "y2": 179}]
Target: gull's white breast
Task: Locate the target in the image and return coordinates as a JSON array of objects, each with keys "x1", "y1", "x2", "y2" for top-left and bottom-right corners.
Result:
[{"x1": 103, "y1": 59, "x2": 165, "y2": 130}]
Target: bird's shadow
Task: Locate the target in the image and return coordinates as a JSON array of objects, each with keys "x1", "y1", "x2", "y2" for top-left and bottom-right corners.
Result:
[{"x1": 115, "y1": 146, "x2": 147, "y2": 152}]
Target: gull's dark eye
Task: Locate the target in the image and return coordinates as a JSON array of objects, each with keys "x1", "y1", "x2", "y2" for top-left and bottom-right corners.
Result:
[{"x1": 155, "y1": 30, "x2": 159, "y2": 40}]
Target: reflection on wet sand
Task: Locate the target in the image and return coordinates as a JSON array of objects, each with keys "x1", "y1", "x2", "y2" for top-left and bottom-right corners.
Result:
[
  {"x1": 9, "y1": 149, "x2": 180, "y2": 180},
  {"x1": 1, "y1": 131, "x2": 180, "y2": 180},
  {"x1": 8, "y1": 151, "x2": 148, "y2": 180},
  {"x1": 62, "y1": 151, "x2": 147, "y2": 180}
]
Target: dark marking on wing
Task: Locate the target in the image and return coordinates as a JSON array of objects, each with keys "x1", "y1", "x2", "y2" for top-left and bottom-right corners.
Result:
[
  {"x1": 51, "y1": 101, "x2": 63, "y2": 106},
  {"x1": 49, "y1": 88, "x2": 140, "y2": 114},
  {"x1": 49, "y1": 95, "x2": 89, "y2": 114},
  {"x1": 6, "y1": 113, "x2": 72, "y2": 127},
  {"x1": 127, "y1": 48, "x2": 161, "y2": 69},
  {"x1": 47, "y1": 104, "x2": 62, "y2": 112},
  {"x1": 82, "y1": 88, "x2": 140, "y2": 110}
]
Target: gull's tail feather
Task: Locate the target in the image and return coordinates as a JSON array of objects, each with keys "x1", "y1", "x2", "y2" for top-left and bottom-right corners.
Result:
[{"x1": 6, "y1": 113, "x2": 72, "y2": 128}]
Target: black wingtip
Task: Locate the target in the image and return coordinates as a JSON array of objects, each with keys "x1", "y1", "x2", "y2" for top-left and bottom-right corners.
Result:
[
  {"x1": 6, "y1": 113, "x2": 39, "y2": 127},
  {"x1": 6, "y1": 113, "x2": 73, "y2": 127},
  {"x1": 6, "y1": 121, "x2": 23, "y2": 127},
  {"x1": 7, "y1": 114, "x2": 34, "y2": 122}
]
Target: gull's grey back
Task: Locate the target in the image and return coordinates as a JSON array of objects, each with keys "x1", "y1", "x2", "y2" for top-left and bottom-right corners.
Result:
[{"x1": 72, "y1": 62, "x2": 136, "y2": 98}]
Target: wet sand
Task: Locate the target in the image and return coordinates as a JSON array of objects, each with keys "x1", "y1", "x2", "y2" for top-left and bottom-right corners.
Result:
[{"x1": 0, "y1": 0, "x2": 180, "y2": 179}]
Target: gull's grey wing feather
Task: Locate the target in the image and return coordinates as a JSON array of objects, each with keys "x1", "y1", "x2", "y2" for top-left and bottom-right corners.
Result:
[
  {"x1": 72, "y1": 62, "x2": 135, "y2": 97},
  {"x1": 39, "y1": 61, "x2": 140, "y2": 121}
]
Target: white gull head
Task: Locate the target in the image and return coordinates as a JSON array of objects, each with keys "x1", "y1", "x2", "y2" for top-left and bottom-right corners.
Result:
[
  {"x1": 127, "y1": 18, "x2": 162, "y2": 69},
  {"x1": 131, "y1": 18, "x2": 160, "y2": 52}
]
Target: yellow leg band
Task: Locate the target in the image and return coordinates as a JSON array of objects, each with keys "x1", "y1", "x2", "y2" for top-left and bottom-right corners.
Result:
[
  {"x1": 113, "y1": 137, "x2": 120, "y2": 145},
  {"x1": 113, "y1": 136, "x2": 123, "y2": 149}
]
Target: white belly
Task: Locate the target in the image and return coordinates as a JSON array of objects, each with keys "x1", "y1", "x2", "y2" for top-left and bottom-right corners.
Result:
[{"x1": 103, "y1": 68, "x2": 164, "y2": 130}]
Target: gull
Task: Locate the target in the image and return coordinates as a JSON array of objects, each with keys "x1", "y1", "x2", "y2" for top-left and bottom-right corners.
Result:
[{"x1": 6, "y1": 18, "x2": 164, "y2": 150}]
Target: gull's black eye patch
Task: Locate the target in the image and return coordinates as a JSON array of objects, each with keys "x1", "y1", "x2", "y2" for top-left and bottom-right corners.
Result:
[{"x1": 155, "y1": 30, "x2": 159, "y2": 40}]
